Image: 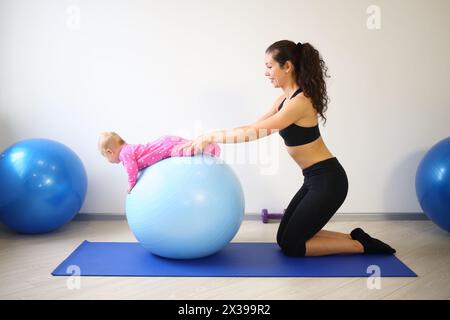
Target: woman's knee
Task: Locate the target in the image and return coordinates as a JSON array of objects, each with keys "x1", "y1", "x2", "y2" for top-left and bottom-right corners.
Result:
[{"x1": 279, "y1": 240, "x2": 306, "y2": 257}]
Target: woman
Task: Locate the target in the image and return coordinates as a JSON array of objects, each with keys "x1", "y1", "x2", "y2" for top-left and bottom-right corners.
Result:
[{"x1": 181, "y1": 40, "x2": 396, "y2": 257}]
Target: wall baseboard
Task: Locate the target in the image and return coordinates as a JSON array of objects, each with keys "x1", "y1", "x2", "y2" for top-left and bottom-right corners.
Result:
[{"x1": 74, "y1": 212, "x2": 429, "y2": 221}]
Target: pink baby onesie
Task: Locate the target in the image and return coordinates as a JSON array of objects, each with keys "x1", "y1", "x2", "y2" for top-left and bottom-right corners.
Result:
[{"x1": 119, "y1": 135, "x2": 221, "y2": 189}]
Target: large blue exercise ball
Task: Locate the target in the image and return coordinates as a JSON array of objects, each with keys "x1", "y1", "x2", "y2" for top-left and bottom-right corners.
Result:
[
  {"x1": 126, "y1": 155, "x2": 245, "y2": 259},
  {"x1": 0, "y1": 139, "x2": 88, "y2": 234},
  {"x1": 415, "y1": 137, "x2": 450, "y2": 233}
]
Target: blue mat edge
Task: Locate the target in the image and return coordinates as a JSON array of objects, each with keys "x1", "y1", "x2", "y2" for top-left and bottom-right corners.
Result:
[
  {"x1": 51, "y1": 240, "x2": 418, "y2": 278},
  {"x1": 51, "y1": 240, "x2": 90, "y2": 276}
]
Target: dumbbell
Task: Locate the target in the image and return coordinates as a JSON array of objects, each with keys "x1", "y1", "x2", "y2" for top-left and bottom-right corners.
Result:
[{"x1": 261, "y1": 208, "x2": 286, "y2": 223}]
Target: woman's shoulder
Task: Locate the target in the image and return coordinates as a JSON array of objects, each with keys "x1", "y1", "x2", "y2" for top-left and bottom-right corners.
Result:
[
  {"x1": 290, "y1": 93, "x2": 319, "y2": 123},
  {"x1": 290, "y1": 92, "x2": 314, "y2": 110}
]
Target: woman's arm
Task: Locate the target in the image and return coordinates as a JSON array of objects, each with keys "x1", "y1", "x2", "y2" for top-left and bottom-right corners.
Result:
[
  {"x1": 207, "y1": 96, "x2": 306, "y2": 144},
  {"x1": 206, "y1": 126, "x2": 275, "y2": 144},
  {"x1": 180, "y1": 96, "x2": 306, "y2": 154},
  {"x1": 206, "y1": 95, "x2": 286, "y2": 144}
]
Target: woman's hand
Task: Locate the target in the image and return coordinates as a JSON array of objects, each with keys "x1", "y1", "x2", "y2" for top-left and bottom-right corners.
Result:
[{"x1": 180, "y1": 134, "x2": 214, "y2": 155}]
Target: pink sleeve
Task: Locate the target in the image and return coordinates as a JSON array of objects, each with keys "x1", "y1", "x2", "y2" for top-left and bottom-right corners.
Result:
[
  {"x1": 124, "y1": 160, "x2": 139, "y2": 188},
  {"x1": 119, "y1": 146, "x2": 139, "y2": 188}
]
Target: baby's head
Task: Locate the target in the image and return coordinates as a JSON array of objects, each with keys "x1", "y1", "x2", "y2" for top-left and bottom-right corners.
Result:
[{"x1": 98, "y1": 132, "x2": 126, "y2": 163}]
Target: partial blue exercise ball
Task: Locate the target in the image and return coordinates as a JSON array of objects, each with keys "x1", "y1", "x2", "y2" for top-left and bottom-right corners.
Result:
[
  {"x1": 415, "y1": 137, "x2": 450, "y2": 233},
  {"x1": 0, "y1": 139, "x2": 88, "y2": 234},
  {"x1": 126, "y1": 155, "x2": 245, "y2": 259}
]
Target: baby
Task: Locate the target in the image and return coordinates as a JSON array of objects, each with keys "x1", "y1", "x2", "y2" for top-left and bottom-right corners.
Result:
[{"x1": 98, "y1": 132, "x2": 221, "y2": 193}]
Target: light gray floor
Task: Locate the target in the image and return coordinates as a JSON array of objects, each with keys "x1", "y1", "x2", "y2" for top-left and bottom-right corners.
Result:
[{"x1": 0, "y1": 219, "x2": 449, "y2": 300}]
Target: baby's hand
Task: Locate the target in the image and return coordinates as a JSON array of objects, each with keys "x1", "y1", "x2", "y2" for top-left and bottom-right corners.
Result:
[{"x1": 181, "y1": 135, "x2": 213, "y2": 155}]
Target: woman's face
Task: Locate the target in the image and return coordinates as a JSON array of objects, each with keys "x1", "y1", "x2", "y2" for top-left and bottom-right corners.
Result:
[{"x1": 265, "y1": 53, "x2": 289, "y2": 88}]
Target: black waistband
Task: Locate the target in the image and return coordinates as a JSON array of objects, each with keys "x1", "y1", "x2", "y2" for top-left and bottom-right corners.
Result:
[{"x1": 302, "y1": 157, "x2": 343, "y2": 177}]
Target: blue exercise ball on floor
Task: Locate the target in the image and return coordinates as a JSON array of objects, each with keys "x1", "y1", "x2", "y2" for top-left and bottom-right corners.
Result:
[
  {"x1": 126, "y1": 155, "x2": 245, "y2": 259},
  {"x1": 0, "y1": 139, "x2": 88, "y2": 234},
  {"x1": 415, "y1": 136, "x2": 450, "y2": 233}
]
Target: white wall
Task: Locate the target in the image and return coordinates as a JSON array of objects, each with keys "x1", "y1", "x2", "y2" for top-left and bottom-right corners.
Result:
[{"x1": 1, "y1": 0, "x2": 449, "y2": 215}]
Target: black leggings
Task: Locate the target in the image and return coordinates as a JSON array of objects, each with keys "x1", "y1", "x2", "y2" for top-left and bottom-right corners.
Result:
[{"x1": 276, "y1": 157, "x2": 348, "y2": 257}]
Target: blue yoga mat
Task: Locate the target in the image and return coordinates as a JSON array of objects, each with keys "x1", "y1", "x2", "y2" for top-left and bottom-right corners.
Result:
[{"x1": 52, "y1": 241, "x2": 416, "y2": 277}]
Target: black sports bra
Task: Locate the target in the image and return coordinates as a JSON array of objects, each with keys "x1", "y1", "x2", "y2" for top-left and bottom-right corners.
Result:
[{"x1": 278, "y1": 88, "x2": 321, "y2": 147}]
